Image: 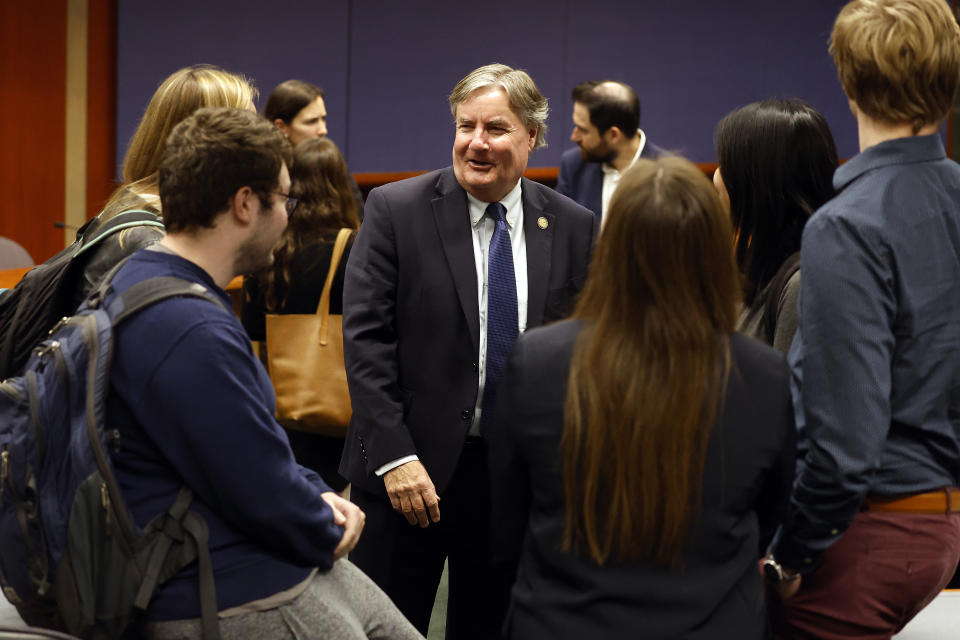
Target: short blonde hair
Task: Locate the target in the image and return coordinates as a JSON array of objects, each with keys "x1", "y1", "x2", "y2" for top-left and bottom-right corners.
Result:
[
  {"x1": 830, "y1": 0, "x2": 960, "y2": 131},
  {"x1": 122, "y1": 65, "x2": 257, "y2": 184},
  {"x1": 448, "y1": 63, "x2": 549, "y2": 150}
]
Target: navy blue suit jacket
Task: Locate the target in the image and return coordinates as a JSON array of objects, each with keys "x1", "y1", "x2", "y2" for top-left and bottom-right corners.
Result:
[
  {"x1": 555, "y1": 138, "x2": 664, "y2": 222},
  {"x1": 340, "y1": 168, "x2": 596, "y2": 496}
]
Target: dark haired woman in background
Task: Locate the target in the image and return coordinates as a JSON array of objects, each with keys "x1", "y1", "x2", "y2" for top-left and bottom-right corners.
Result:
[
  {"x1": 714, "y1": 98, "x2": 837, "y2": 352},
  {"x1": 488, "y1": 157, "x2": 795, "y2": 639},
  {"x1": 264, "y1": 79, "x2": 364, "y2": 216},
  {"x1": 243, "y1": 137, "x2": 360, "y2": 492}
]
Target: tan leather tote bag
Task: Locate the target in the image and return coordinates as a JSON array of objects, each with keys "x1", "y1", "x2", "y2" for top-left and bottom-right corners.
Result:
[{"x1": 266, "y1": 228, "x2": 352, "y2": 436}]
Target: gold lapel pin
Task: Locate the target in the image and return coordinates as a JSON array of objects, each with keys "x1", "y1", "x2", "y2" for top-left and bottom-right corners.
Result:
[{"x1": 537, "y1": 216, "x2": 548, "y2": 229}]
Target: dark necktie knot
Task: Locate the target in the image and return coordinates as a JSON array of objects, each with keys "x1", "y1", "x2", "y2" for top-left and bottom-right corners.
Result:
[{"x1": 486, "y1": 201, "x2": 507, "y2": 225}]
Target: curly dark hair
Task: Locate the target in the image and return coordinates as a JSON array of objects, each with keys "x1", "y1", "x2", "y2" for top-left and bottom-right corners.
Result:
[
  {"x1": 158, "y1": 107, "x2": 291, "y2": 234},
  {"x1": 263, "y1": 137, "x2": 359, "y2": 310}
]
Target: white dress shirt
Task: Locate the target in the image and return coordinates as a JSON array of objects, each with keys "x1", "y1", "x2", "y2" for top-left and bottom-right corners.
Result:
[
  {"x1": 600, "y1": 128, "x2": 647, "y2": 224},
  {"x1": 375, "y1": 180, "x2": 528, "y2": 474}
]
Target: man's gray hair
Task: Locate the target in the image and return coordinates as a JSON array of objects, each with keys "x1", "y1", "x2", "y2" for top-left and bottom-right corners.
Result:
[{"x1": 449, "y1": 63, "x2": 549, "y2": 150}]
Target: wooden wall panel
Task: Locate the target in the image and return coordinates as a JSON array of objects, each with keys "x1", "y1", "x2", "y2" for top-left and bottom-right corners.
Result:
[
  {"x1": 64, "y1": 0, "x2": 89, "y2": 243},
  {"x1": 0, "y1": 1, "x2": 68, "y2": 263},
  {"x1": 86, "y1": 0, "x2": 117, "y2": 219}
]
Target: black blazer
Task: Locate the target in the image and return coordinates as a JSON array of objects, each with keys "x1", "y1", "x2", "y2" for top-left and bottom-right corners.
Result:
[
  {"x1": 340, "y1": 168, "x2": 596, "y2": 496},
  {"x1": 488, "y1": 321, "x2": 796, "y2": 640},
  {"x1": 555, "y1": 140, "x2": 665, "y2": 222}
]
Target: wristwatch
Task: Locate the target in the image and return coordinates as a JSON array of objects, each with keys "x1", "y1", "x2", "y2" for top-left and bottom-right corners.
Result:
[{"x1": 762, "y1": 555, "x2": 800, "y2": 585}]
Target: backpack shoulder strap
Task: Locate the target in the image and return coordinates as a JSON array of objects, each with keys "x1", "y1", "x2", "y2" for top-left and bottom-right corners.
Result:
[
  {"x1": 97, "y1": 280, "x2": 225, "y2": 639},
  {"x1": 107, "y1": 276, "x2": 229, "y2": 325},
  {"x1": 182, "y1": 512, "x2": 220, "y2": 640},
  {"x1": 74, "y1": 210, "x2": 164, "y2": 259},
  {"x1": 762, "y1": 252, "x2": 801, "y2": 345},
  {"x1": 133, "y1": 487, "x2": 220, "y2": 640}
]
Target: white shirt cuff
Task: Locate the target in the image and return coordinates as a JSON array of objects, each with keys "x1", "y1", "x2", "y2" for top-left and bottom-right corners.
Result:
[{"x1": 374, "y1": 455, "x2": 419, "y2": 477}]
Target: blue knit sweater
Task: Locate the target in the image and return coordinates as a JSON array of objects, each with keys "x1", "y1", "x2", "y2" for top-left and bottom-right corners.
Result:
[{"x1": 105, "y1": 249, "x2": 342, "y2": 620}]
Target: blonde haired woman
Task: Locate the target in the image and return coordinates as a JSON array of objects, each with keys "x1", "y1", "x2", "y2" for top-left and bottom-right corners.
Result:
[
  {"x1": 489, "y1": 156, "x2": 796, "y2": 639},
  {"x1": 79, "y1": 65, "x2": 256, "y2": 301}
]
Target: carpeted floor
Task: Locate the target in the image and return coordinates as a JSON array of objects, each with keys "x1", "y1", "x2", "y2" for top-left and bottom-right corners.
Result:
[
  {"x1": 427, "y1": 561, "x2": 448, "y2": 639},
  {"x1": 0, "y1": 597, "x2": 26, "y2": 628}
]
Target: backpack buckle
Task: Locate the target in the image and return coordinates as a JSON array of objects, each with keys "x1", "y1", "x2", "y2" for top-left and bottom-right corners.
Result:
[
  {"x1": 33, "y1": 341, "x2": 60, "y2": 360},
  {"x1": 48, "y1": 316, "x2": 70, "y2": 336}
]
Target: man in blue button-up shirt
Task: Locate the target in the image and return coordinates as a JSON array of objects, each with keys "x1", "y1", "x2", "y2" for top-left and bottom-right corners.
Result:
[{"x1": 766, "y1": 1, "x2": 960, "y2": 637}]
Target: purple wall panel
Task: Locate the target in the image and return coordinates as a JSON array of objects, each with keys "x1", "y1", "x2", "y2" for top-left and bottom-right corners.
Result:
[
  {"x1": 560, "y1": 1, "x2": 856, "y2": 161},
  {"x1": 118, "y1": 0, "x2": 862, "y2": 174},
  {"x1": 347, "y1": 0, "x2": 568, "y2": 171},
  {"x1": 116, "y1": 0, "x2": 350, "y2": 175}
]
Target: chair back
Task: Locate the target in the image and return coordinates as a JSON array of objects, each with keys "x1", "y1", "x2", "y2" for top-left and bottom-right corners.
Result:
[{"x1": 0, "y1": 238, "x2": 33, "y2": 269}]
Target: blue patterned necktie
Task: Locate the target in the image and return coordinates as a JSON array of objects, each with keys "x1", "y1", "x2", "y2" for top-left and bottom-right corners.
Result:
[{"x1": 480, "y1": 201, "x2": 518, "y2": 432}]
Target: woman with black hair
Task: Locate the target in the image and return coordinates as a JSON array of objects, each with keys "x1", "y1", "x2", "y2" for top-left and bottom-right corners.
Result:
[
  {"x1": 713, "y1": 99, "x2": 838, "y2": 352},
  {"x1": 242, "y1": 137, "x2": 360, "y2": 492}
]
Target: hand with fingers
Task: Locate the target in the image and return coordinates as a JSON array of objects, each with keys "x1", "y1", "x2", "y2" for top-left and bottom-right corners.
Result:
[
  {"x1": 383, "y1": 460, "x2": 441, "y2": 527},
  {"x1": 321, "y1": 491, "x2": 366, "y2": 560}
]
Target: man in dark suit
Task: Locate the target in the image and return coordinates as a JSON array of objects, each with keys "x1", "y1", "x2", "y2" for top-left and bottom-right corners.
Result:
[
  {"x1": 556, "y1": 80, "x2": 663, "y2": 224},
  {"x1": 340, "y1": 63, "x2": 596, "y2": 638}
]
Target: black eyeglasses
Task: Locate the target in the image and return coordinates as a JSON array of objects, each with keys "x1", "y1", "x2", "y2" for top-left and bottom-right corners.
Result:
[{"x1": 273, "y1": 192, "x2": 298, "y2": 215}]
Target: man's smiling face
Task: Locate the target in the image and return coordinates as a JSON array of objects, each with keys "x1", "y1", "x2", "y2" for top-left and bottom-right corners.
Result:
[{"x1": 452, "y1": 85, "x2": 536, "y2": 203}]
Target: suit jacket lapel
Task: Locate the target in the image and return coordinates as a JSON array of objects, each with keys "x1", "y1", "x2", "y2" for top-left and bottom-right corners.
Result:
[
  {"x1": 522, "y1": 178, "x2": 553, "y2": 329},
  {"x1": 586, "y1": 164, "x2": 603, "y2": 222},
  {"x1": 432, "y1": 169, "x2": 480, "y2": 352}
]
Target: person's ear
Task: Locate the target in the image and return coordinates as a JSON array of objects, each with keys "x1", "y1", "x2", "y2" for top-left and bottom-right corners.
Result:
[
  {"x1": 229, "y1": 186, "x2": 257, "y2": 226},
  {"x1": 605, "y1": 126, "x2": 623, "y2": 145},
  {"x1": 274, "y1": 119, "x2": 290, "y2": 138}
]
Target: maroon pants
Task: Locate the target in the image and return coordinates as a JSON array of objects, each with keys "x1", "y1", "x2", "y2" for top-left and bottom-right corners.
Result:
[{"x1": 769, "y1": 511, "x2": 960, "y2": 639}]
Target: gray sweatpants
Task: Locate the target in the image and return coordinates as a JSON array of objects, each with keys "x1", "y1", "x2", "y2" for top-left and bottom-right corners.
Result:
[{"x1": 145, "y1": 560, "x2": 424, "y2": 640}]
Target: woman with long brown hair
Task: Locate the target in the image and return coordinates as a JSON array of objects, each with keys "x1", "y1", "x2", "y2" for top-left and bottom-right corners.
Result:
[
  {"x1": 242, "y1": 137, "x2": 359, "y2": 492},
  {"x1": 488, "y1": 156, "x2": 795, "y2": 639}
]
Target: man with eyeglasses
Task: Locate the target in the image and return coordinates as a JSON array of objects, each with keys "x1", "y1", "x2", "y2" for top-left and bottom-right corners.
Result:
[{"x1": 101, "y1": 106, "x2": 422, "y2": 638}]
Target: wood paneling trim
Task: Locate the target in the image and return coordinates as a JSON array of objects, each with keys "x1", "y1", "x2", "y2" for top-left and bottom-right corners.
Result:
[
  {"x1": 0, "y1": 1, "x2": 67, "y2": 262},
  {"x1": 353, "y1": 163, "x2": 719, "y2": 191},
  {"x1": 86, "y1": 0, "x2": 117, "y2": 220},
  {"x1": 65, "y1": 0, "x2": 89, "y2": 245}
]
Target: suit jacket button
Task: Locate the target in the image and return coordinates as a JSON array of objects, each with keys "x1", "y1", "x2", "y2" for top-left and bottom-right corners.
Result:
[
  {"x1": 472, "y1": 362, "x2": 478, "y2": 370},
  {"x1": 461, "y1": 410, "x2": 471, "y2": 420}
]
